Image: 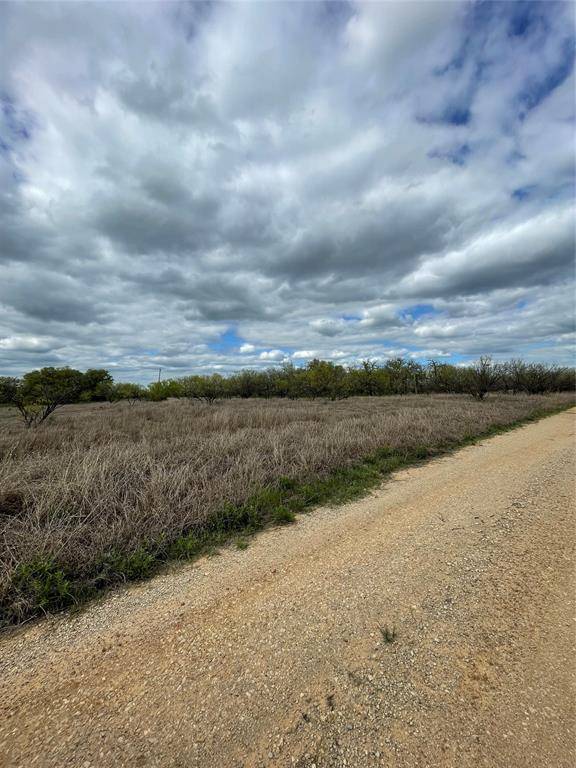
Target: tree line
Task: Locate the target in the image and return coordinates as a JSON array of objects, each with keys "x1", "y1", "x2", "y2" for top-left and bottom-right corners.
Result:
[{"x1": 0, "y1": 357, "x2": 573, "y2": 428}]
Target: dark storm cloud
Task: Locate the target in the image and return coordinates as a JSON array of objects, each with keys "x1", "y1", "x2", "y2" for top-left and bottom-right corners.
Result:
[
  {"x1": 270, "y1": 200, "x2": 451, "y2": 280},
  {"x1": 0, "y1": 271, "x2": 104, "y2": 324},
  {"x1": 93, "y1": 194, "x2": 220, "y2": 256},
  {"x1": 129, "y1": 269, "x2": 278, "y2": 322},
  {"x1": 0, "y1": 190, "x2": 50, "y2": 264}
]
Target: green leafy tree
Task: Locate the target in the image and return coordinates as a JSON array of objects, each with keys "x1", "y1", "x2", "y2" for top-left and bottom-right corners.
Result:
[
  {"x1": 110, "y1": 382, "x2": 146, "y2": 405},
  {"x1": 181, "y1": 373, "x2": 226, "y2": 404},
  {"x1": 355, "y1": 360, "x2": 380, "y2": 396},
  {"x1": 306, "y1": 359, "x2": 349, "y2": 400},
  {"x1": 80, "y1": 369, "x2": 114, "y2": 402},
  {"x1": 0, "y1": 377, "x2": 20, "y2": 405},
  {"x1": 228, "y1": 369, "x2": 260, "y2": 398},
  {"x1": 147, "y1": 379, "x2": 184, "y2": 402},
  {"x1": 14, "y1": 367, "x2": 84, "y2": 427}
]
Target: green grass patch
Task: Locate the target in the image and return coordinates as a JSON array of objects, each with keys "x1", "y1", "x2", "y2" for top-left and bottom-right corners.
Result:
[{"x1": 12, "y1": 558, "x2": 74, "y2": 616}]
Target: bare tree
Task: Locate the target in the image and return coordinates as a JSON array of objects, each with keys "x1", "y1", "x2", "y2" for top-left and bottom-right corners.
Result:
[{"x1": 464, "y1": 356, "x2": 500, "y2": 400}]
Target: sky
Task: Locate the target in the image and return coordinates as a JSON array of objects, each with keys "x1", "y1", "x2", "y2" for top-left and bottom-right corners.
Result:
[{"x1": 0, "y1": 0, "x2": 574, "y2": 382}]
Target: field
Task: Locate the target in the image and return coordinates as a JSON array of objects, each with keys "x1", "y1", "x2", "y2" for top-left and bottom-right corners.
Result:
[{"x1": 1, "y1": 392, "x2": 574, "y2": 625}]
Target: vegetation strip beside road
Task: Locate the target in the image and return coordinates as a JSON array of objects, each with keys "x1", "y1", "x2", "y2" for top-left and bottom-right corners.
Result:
[
  {"x1": 3, "y1": 398, "x2": 573, "y2": 628},
  {"x1": 1, "y1": 357, "x2": 574, "y2": 425}
]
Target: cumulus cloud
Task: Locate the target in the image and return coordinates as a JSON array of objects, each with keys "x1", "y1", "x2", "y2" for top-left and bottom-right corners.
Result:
[
  {"x1": 0, "y1": 0, "x2": 574, "y2": 379},
  {"x1": 292, "y1": 350, "x2": 318, "y2": 360},
  {"x1": 259, "y1": 350, "x2": 286, "y2": 362}
]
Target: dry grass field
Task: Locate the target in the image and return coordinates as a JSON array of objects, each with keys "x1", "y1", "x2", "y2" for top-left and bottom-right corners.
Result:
[{"x1": 1, "y1": 392, "x2": 574, "y2": 625}]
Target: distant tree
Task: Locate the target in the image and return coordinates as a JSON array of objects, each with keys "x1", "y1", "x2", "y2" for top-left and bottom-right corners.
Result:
[
  {"x1": 463, "y1": 357, "x2": 500, "y2": 400},
  {"x1": 228, "y1": 369, "x2": 260, "y2": 398},
  {"x1": 110, "y1": 382, "x2": 146, "y2": 406},
  {"x1": 306, "y1": 359, "x2": 349, "y2": 400},
  {"x1": 0, "y1": 377, "x2": 20, "y2": 405},
  {"x1": 147, "y1": 379, "x2": 184, "y2": 402},
  {"x1": 80, "y1": 369, "x2": 114, "y2": 402},
  {"x1": 181, "y1": 374, "x2": 226, "y2": 404},
  {"x1": 358, "y1": 360, "x2": 380, "y2": 396},
  {"x1": 501, "y1": 359, "x2": 527, "y2": 394},
  {"x1": 270, "y1": 363, "x2": 306, "y2": 399},
  {"x1": 427, "y1": 361, "x2": 463, "y2": 394},
  {"x1": 13, "y1": 367, "x2": 84, "y2": 427},
  {"x1": 522, "y1": 363, "x2": 553, "y2": 395},
  {"x1": 384, "y1": 358, "x2": 419, "y2": 395}
]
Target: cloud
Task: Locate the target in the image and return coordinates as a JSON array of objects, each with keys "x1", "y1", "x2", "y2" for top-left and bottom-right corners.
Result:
[
  {"x1": 0, "y1": 0, "x2": 573, "y2": 379},
  {"x1": 359, "y1": 304, "x2": 401, "y2": 329},
  {"x1": 0, "y1": 335, "x2": 56, "y2": 353},
  {"x1": 0, "y1": 269, "x2": 105, "y2": 324},
  {"x1": 310, "y1": 318, "x2": 350, "y2": 337},
  {"x1": 292, "y1": 350, "x2": 318, "y2": 360},
  {"x1": 259, "y1": 350, "x2": 286, "y2": 362},
  {"x1": 397, "y1": 204, "x2": 575, "y2": 298}
]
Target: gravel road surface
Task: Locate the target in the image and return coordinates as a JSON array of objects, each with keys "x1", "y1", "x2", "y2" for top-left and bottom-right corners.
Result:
[{"x1": 1, "y1": 409, "x2": 574, "y2": 768}]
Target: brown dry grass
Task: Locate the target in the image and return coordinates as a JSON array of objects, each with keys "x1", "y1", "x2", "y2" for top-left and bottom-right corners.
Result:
[{"x1": 1, "y1": 392, "x2": 574, "y2": 623}]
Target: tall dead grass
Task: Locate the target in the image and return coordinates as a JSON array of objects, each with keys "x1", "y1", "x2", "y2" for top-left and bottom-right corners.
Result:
[{"x1": 1, "y1": 393, "x2": 573, "y2": 624}]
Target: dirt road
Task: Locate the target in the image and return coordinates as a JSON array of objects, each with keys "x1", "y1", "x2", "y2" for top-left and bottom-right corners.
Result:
[{"x1": 1, "y1": 409, "x2": 575, "y2": 768}]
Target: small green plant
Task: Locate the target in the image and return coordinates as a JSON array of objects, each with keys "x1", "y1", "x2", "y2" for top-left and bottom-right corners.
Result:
[
  {"x1": 236, "y1": 538, "x2": 249, "y2": 550},
  {"x1": 103, "y1": 547, "x2": 157, "y2": 581},
  {"x1": 379, "y1": 624, "x2": 397, "y2": 644},
  {"x1": 276, "y1": 476, "x2": 298, "y2": 492},
  {"x1": 168, "y1": 533, "x2": 203, "y2": 559},
  {"x1": 13, "y1": 558, "x2": 73, "y2": 614},
  {"x1": 272, "y1": 505, "x2": 296, "y2": 525}
]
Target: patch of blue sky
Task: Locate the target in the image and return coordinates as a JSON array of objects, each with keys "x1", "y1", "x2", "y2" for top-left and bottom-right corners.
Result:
[
  {"x1": 401, "y1": 304, "x2": 439, "y2": 321},
  {"x1": 442, "y1": 104, "x2": 471, "y2": 126},
  {"x1": 208, "y1": 327, "x2": 245, "y2": 352},
  {"x1": 418, "y1": 103, "x2": 473, "y2": 128}
]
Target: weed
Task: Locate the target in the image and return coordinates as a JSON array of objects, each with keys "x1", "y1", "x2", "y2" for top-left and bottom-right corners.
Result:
[
  {"x1": 272, "y1": 505, "x2": 296, "y2": 525},
  {"x1": 168, "y1": 533, "x2": 203, "y2": 559},
  {"x1": 379, "y1": 624, "x2": 397, "y2": 644},
  {"x1": 101, "y1": 548, "x2": 157, "y2": 581},
  {"x1": 11, "y1": 558, "x2": 74, "y2": 618}
]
